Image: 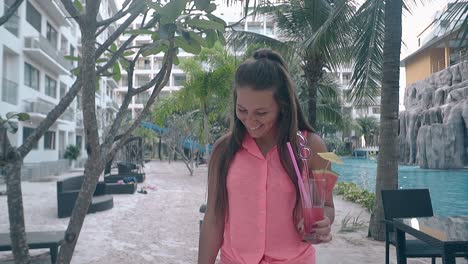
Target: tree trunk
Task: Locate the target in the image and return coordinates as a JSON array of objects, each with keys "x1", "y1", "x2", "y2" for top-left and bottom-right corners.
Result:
[
  {"x1": 158, "y1": 137, "x2": 162, "y2": 160},
  {"x1": 203, "y1": 110, "x2": 210, "y2": 162},
  {"x1": 369, "y1": 0, "x2": 402, "y2": 241},
  {"x1": 57, "y1": 2, "x2": 101, "y2": 262},
  {"x1": 302, "y1": 54, "x2": 324, "y2": 128},
  {"x1": 1, "y1": 127, "x2": 31, "y2": 264}
]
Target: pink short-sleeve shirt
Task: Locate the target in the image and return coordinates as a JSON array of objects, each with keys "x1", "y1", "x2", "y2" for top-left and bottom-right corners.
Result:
[{"x1": 220, "y1": 133, "x2": 315, "y2": 264}]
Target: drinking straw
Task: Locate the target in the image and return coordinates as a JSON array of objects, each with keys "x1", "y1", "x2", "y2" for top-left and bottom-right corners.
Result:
[{"x1": 287, "y1": 142, "x2": 311, "y2": 208}]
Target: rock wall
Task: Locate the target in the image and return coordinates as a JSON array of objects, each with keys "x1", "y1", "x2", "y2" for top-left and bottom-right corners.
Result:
[{"x1": 399, "y1": 60, "x2": 468, "y2": 169}]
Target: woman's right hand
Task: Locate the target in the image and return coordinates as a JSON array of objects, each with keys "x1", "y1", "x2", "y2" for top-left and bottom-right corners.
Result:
[{"x1": 299, "y1": 216, "x2": 332, "y2": 244}]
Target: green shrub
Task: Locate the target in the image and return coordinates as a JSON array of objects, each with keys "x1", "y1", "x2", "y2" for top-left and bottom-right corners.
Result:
[
  {"x1": 64, "y1": 145, "x2": 80, "y2": 161},
  {"x1": 324, "y1": 138, "x2": 351, "y2": 156},
  {"x1": 334, "y1": 182, "x2": 375, "y2": 212}
]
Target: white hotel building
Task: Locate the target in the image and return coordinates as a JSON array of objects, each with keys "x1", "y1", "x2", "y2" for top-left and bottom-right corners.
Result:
[
  {"x1": 0, "y1": 0, "x2": 120, "y2": 179},
  {"x1": 115, "y1": 21, "x2": 194, "y2": 119}
]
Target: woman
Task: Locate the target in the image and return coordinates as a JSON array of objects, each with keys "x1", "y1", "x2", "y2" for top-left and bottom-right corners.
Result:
[{"x1": 198, "y1": 49, "x2": 335, "y2": 264}]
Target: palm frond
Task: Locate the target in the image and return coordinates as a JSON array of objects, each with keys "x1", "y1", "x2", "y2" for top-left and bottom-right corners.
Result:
[
  {"x1": 316, "y1": 102, "x2": 343, "y2": 124},
  {"x1": 441, "y1": 0, "x2": 468, "y2": 47},
  {"x1": 227, "y1": 30, "x2": 293, "y2": 56},
  {"x1": 348, "y1": 0, "x2": 384, "y2": 106},
  {"x1": 317, "y1": 73, "x2": 341, "y2": 100},
  {"x1": 303, "y1": 0, "x2": 356, "y2": 69}
]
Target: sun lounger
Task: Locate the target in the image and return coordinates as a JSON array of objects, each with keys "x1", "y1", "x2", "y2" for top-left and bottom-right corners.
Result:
[{"x1": 0, "y1": 231, "x2": 64, "y2": 264}]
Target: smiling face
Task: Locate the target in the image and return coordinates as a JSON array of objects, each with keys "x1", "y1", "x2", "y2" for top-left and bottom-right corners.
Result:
[{"x1": 236, "y1": 87, "x2": 280, "y2": 140}]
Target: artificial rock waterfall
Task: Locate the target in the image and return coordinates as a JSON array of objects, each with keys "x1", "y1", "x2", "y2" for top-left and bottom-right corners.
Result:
[{"x1": 399, "y1": 60, "x2": 468, "y2": 169}]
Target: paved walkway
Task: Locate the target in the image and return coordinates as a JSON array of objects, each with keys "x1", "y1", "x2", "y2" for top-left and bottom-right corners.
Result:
[{"x1": 0, "y1": 161, "x2": 454, "y2": 263}]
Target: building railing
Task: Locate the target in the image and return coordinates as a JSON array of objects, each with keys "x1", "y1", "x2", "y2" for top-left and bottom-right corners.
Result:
[
  {"x1": 107, "y1": 100, "x2": 119, "y2": 110},
  {"x1": 4, "y1": 4, "x2": 19, "y2": 36},
  {"x1": 61, "y1": 107, "x2": 74, "y2": 121},
  {"x1": 24, "y1": 35, "x2": 73, "y2": 71},
  {"x1": 24, "y1": 98, "x2": 55, "y2": 115},
  {"x1": 2, "y1": 78, "x2": 18, "y2": 105},
  {"x1": 23, "y1": 98, "x2": 73, "y2": 120},
  {"x1": 450, "y1": 52, "x2": 468, "y2": 67}
]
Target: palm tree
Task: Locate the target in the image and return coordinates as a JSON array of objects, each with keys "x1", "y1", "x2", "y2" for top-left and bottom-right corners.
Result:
[
  {"x1": 152, "y1": 43, "x2": 236, "y2": 160},
  {"x1": 177, "y1": 43, "x2": 236, "y2": 159},
  {"x1": 351, "y1": 0, "x2": 467, "y2": 240},
  {"x1": 355, "y1": 116, "x2": 379, "y2": 147},
  {"x1": 228, "y1": 0, "x2": 355, "y2": 127}
]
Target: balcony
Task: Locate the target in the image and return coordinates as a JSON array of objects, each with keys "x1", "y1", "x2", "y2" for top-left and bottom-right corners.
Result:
[
  {"x1": 61, "y1": 107, "x2": 74, "y2": 121},
  {"x1": 24, "y1": 35, "x2": 73, "y2": 75},
  {"x1": 4, "y1": 4, "x2": 19, "y2": 36},
  {"x1": 23, "y1": 98, "x2": 73, "y2": 123},
  {"x1": 2, "y1": 78, "x2": 18, "y2": 105},
  {"x1": 24, "y1": 98, "x2": 55, "y2": 118},
  {"x1": 32, "y1": 0, "x2": 70, "y2": 27},
  {"x1": 106, "y1": 99, "x2": 119, "y2": 112}
]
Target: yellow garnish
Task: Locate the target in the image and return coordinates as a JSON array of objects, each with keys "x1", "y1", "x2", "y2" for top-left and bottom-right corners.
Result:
[{"x1": 317, "y1": 152, "x2": 343, "y2": 164}]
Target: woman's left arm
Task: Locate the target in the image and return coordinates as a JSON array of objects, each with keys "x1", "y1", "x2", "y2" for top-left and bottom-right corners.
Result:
[{"x1": 307, "y1": 133, "x2": 335, "y2": 224}]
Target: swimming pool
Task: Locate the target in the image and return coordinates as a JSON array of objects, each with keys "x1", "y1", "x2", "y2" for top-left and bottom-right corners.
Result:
[{"x1": 332, "y1": 157, "x2": 468, "y2": 216}]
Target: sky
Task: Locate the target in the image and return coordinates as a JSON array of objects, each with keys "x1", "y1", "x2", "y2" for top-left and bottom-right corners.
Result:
[{"x1": 116, "y1": 0, "x2": 449, "y2": 110}]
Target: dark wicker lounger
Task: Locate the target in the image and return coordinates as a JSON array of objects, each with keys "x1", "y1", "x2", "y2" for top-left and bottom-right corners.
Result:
[{"x1": 0, "y1": 231, "x2": 65, "y2": 264}]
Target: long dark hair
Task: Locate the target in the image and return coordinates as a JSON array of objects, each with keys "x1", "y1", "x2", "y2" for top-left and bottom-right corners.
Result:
[{"x1": 210, "y1": 48, "x2": 314, "y2": 220}]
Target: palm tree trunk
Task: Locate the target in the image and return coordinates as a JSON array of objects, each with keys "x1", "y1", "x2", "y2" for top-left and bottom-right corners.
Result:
[
  {"x1": 369, "y1": 0, "x2": 402, "y2": 241},
  {"x1": 302, "y1": 54, "x2": 324, "y2": 128},
  {"x1": 1, "y1": 127, "x2": 31, "y2": 263}
]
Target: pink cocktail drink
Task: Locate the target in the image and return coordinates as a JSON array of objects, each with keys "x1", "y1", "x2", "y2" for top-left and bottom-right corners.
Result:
[
  {"x1": 303, "y1": 207, "x2": 325, "y2": 233},
  {"x1": 302, "y1": 178, "x2": 327, "y2": 234}
]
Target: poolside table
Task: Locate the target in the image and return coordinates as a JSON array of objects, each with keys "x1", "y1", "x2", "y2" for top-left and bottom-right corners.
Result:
[{"x1": 394, "y1": 216, "x2": 468, "y2": 264}]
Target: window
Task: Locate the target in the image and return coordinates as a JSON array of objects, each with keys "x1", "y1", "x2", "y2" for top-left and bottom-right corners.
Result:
[
  {"x1": 26, "y1": 1, "x2": 41, "y2": 32},
  {"x1": 76, "y1": 135, "x2": 82, "y2": 152},
  {"x1": 144, "y1": 59, "x2": 151, "y2": 69},
  {"x1": 24, "y1": 63, "x2": 40, "y2": 91},
  {"x1": 173, "y1": 74, "x2": 186, "y2": 86},
  {"x1": 121, "y1": 75, "x2": 128, "y2": 87},
  {"x1": 135, "y1": 92, "x2": 150, "y2": 104},
  {"x1": 60, "y1": 37, "x2": 68, "y2": 55},
  {"x1": 136, "y1": 75, "x2": 150, "y2": 86},
  {"x1": 69, "y1": 45, "x2": 75, "y2": 57},
  {"x1": 372, "y1": 107, "x2": 380, "y2": 114},
  {"x1": 44, "y1": 131, "x2": 56, "y2": 150},
  {"x1": 46, "y1": 22, "x2": 58, "y2": 49},
  {"x1": 45, "y1": 75, "x2": 57, "y2": 98},
  {"x1": 60, "y1": 82, "x2": 67, "y2": 99},
  {"x1": 23, "y1": 127, "x2": 38, "y2": 149},
  {"x1": 153, "y1": 58, "x2": 162, "y2": 69}
]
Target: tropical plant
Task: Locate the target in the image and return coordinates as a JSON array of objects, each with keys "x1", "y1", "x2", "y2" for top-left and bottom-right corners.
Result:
[
  {"x1": 64, "y1": 145, "x2": 80, "y2": 162},
  {"x1": 334, "y1": 182, "x2": 375, "y2": 212},
  {"x1": 355, "y1": 116, "x2": 379, "y2": 147},
  {"x1": 152, "y1": 43, "x2": 236, "y2": 161},
  {"x1": 339, "y1": 212, "x2": 366, "y2": 233}
]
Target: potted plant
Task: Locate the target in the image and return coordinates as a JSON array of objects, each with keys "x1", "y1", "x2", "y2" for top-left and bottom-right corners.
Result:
[{"x1": 64, "y1": 145, "x2": 80, "y2": 168}]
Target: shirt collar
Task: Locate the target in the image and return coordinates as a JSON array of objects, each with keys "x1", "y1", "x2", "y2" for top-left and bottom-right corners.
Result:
[{"x1": 241, "y1": 133, "x2": 277, "y2": 160}]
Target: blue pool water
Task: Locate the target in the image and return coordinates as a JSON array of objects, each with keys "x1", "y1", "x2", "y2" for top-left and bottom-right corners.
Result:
[{"x1": 332, "y1": 157, "x2": 468, "y2": 216}]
